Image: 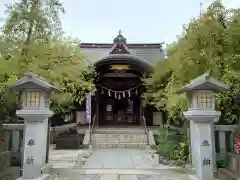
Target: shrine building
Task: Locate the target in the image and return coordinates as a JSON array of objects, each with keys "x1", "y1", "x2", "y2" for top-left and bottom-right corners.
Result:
[{"x1": 75, "y1": 32, "x2": 166, "y2": 127}]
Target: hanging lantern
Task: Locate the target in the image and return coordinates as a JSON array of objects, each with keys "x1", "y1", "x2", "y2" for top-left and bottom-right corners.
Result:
[
  {"x1": 135, "y1": 89, "x2": 138, "y2": 95},
  {"x1": 128, "y1": 90, "x2": 131, "y2": 97},
  {"x1": 118, "y1": 94, "x2": 121, "y2": 100},
  {"x1": 123, "y1": 91, "x2": 125, "y2": 98},
  {"x1": 115, "y1": 92, "x2": 117, "y2": 99},
  {"x1": 108, "y1": 90, "x2": 111, "y2": 97},
  {"x1": 101, "y1": 88, "x2": 104, "y2": 94}
]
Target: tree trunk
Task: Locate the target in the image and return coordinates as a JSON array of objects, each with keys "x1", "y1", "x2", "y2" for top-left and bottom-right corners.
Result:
[{"x1": 21, "y1": 0, "x2": 40, "y2": 58}]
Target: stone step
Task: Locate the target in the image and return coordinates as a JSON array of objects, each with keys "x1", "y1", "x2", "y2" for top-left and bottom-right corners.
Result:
[
  {"x1": 92, "y1": 134, "x2": 147, "y2": 139},
  {"x1": 91, "y1": 137, "x2": 147, "y2": 140},
  {"x1": 93, "y1": 128, "x2": 147, "y2": 134},
  {"x1": 92, "y1": 134, "x2": 147, "y2": 137},
  {"x1": 92, "y1": 143, "x2": 147, "y2": 149},
  {"x1": 92, "y1": 141, "x2": 148, "y2": 145},
  {"x1": 90, "y1": 133, "x2": 148, "y2": 149}
]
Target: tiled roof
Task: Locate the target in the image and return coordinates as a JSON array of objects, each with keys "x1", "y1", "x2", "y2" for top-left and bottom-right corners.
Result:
[{"x1": 80, "y1": 43, "x2": 165, "y2": 65}]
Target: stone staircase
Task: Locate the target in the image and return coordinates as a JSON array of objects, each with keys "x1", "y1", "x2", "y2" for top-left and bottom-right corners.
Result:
[{"x1": 90, "y1": 128, "x2": 148, "y2": 149}]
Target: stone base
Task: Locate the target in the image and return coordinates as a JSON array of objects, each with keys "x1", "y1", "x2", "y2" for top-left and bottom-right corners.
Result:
[
  {"x1": 188, "y1": 175, "x2": 200, "y2": 180},
  {"x1": 17, "y1": 174, "x2": 50, "y2": 180},
  {"x1": 55, "y1": 134, "x2": 83, "y2": 149}
]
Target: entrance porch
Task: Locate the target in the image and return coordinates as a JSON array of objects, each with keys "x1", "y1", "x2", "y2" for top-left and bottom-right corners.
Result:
[{"x1": 97, "y1": 87, "x2": 141, "y2": 126}]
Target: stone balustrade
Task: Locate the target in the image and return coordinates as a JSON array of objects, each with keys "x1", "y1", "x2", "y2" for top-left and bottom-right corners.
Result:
[{"x1": 214, "y1": 125, "x2": 236, "y2": 154}]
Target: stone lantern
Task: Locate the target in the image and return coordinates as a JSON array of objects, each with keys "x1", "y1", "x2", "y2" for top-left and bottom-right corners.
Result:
[
  {"x1": 178, "y1": 73, "x2": 229, "y2": 180},
  {"x1": 11, "y1": 72, "x2": 57, "y2": 180}
]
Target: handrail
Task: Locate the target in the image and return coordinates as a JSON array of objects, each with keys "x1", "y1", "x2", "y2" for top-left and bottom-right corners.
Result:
[
  {"x1": 89, "y1": 115, "x2": 96, "y2": 145},
  {"x1": 142, "y1": 116, "x2": 150, "y2": 146}
]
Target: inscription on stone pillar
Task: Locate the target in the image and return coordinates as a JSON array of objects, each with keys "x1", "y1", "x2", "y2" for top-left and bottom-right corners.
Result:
[
  {"x1": 27, "y1": 139, "x2": 35, "y2": 146},
  {"x1": 202, "y1": 158, "x2": 211, "y2": 166},
  {"x1": 26, "y1": 156, "x2": 34, "y2": 164},
  {"x1": 201, "y1": 140, "x2": 210, "y2": 146}
]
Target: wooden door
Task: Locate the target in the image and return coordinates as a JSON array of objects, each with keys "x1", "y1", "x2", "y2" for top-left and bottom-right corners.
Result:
[{"x1": 104, "y1": 99, "x2": 116, "y2": 125}]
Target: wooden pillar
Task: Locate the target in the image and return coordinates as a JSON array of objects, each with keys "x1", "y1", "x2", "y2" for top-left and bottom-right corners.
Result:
[
  {"x1": 139, "y1": 99, "x2": 142, "y2": 126},
  {"x1": 139, "y1": 87, "x2": 144, "y2": 126}
]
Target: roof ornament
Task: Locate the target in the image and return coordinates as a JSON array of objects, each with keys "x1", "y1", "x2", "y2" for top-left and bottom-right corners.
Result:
[{"x1": 113, "y1": 30, "x2": 127, "y2": 44}]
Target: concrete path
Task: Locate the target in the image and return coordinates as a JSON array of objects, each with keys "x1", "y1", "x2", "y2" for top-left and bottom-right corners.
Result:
[{"x1": 82, "y1": 148, "x2": 153, "y2": 169}]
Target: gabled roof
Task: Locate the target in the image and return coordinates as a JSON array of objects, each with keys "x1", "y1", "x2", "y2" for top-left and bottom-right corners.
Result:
[
  {"x1": 10, "y1": 72, "x2": 58, "y2": 91},
  {"x1": 109, "y1": 30, "x2": 130, "y2": 54},
  {"x1": 109, "y1": 43, "x2": 130, "y2": 54},
  {"x1": 178, "y1": 73, "x2": 229, "y2": 93},
  {"x1": 80, "y1": 32, "x2": 165, "y2": 65}
]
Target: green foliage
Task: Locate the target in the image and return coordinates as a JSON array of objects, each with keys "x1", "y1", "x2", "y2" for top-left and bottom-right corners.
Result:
[
  {"x1": 155, "y1": 128, "x2": 189, "y2": 166},
  {"x1": 0, "y1": 0, "x2": 95, "y2": 119},
  {"x1": 173, "y1": 135, "x2": 189, "y2": 165},
  {"x1": 155, "y1": 128, "x2": 178, "y2": 159},
  {"x1": 144, "y1": 0, "x2": 240, "y2": 124},
  {"x1": 2, "y1": 0, "x2": 64, "y2": 41},
  {"x1": 216, "y1": 154, "x2": 229, "y2": 168}
]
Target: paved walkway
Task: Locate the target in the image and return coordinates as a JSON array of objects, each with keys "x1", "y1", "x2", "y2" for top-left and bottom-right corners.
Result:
[
  {"x1": 82, "y1": 149, "x2": 153, "y2": 169},
  {"x1": 49, "y1": 148, "x2": 189, "y2": 180},
  {"x1": 50, "y1": 173, "x2": 188, "y2": 180}
]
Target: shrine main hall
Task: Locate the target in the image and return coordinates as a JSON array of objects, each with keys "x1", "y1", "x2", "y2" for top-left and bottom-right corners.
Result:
[{"x1": 75, "y1": 32, "x2": 166, "y2": 127}]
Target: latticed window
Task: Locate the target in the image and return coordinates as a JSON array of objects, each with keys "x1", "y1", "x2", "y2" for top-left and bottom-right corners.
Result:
[
  {"x1": 197, "y1": 91, "x2": 213, "y2": 109},
  {"x1": 24, "y1": 91, "x2": 40, "y2": 107}
]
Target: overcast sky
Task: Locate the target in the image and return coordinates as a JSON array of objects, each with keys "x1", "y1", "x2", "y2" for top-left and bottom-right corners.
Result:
[{"x1": 0, "y1": 0, "x2": 240, "y2": 45}]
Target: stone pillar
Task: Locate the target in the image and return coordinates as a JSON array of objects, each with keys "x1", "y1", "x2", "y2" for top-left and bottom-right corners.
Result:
[
  {"x1": 210, "y1": 121, "x2": 216, "y2": 170},
  {"x1": 12, "y1": 130, "x2": 20, "y2": 152},
  {"x1": 185, "y1": 109, "x2": 220, "y2": 180},
  {"x1": 10, "y1": 72, "x2": 57, "y2": 180},
  {"x1": 76, "y1": 111, "x2": 86, "y2": 125},
  {"x1": 219, "y1": 131, "x2": 226, "y2": 153},
  {"x1": 17, "y1": 110, "x2": 52, "y2": 180},
  {"x1": 4, "y1": 130, "x2": 10, "y2": 151},
  {"x1": 189, "y1": 121, "x2": 196, "y2": 167},
  {"x1": 190, "y1": 121, "x2": 197, "y2": 167},
  {"x1": 177, "y1": 73, "x2": 229, "y2": 180}
]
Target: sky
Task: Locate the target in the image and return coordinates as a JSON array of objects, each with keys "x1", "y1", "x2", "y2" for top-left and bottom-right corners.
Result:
[{"x1": 0, "y1": 0, "x2": 240, "y2": 46}]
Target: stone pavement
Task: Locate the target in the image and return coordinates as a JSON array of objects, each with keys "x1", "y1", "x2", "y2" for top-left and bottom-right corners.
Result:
[
  {"x1": 49, "y1": 148, "x2": 189, "y2": 180},
  {"x1": 82, "y1": 148, "x2": 153, "y2": 169},
  {"x1": 50, "y1": 173, "x2": 188, "y2": 180}
]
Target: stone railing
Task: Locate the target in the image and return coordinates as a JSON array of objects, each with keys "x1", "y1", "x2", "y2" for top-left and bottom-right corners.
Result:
[
  {"x1": 214, "y1": 125, "x2": 236, "y2": 154},
  {"x1": 2, "y1": 124, "x2": 24, "y2": 168}
]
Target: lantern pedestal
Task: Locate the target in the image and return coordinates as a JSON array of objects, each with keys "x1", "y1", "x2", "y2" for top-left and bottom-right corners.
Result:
[
  {"x1": 16, "y1": 109, "x2": 53, "y2": 180},
  {"x1": 184, "y1": 109, "x2": 220, "y2": 180}
]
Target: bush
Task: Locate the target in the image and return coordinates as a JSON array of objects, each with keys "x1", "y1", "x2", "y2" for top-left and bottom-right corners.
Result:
[
  {"x1": 155, "y1": 127, "x2": 189, "y2": 166},
  {"x1": 216, "y1": 154, "x2": 229, "y2": 168}
]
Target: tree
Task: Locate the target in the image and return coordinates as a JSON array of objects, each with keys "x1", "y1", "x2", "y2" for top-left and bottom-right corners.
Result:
[
  {"x1": 0, "y1": 0, "x2": 95, "y2": 120},
  {"x1": 144, "y1": 0, "x2": 240, "y2": 125}
]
